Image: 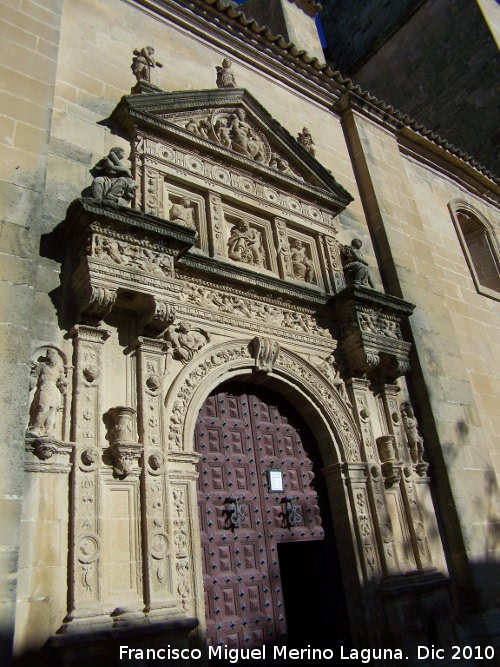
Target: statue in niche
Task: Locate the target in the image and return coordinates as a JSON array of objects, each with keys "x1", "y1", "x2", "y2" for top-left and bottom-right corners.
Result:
[
  {"x1": 400, "y1": 402, "x2": 425, "y2": 464},
  {"x1": 341, "y1": 238, "x2": 376, "y2": 288},
  {"x1": 216, "y1": 58, "x2": 237, "y2": 88},
  {"x1": 318, "y1": 354, "x2": 352, "y2": 407},
  {"x1": 227, "y1": 219, "x2": 265, "y2": 267},
  {"x1": 290, "y1": 239, "x2": 316, "y2": 283},
  {"x1": 28, "y1": 348, "x2": 68, "y2": 438},
  {"x1": 165, "y1": 320, "x2": 210, "y2": 363},
  {"x1": 170, "y1": 197, "x2": 196, "y2": 229},
  {"x1": 91, "y1": 147, "x2": 139, "y2": 204},
  {"x1": 297, "y1": 127, "x2": 315, "y2": 156},
  {"x1": 131, "y1": 46, "x2": 163, "y2": 82}
]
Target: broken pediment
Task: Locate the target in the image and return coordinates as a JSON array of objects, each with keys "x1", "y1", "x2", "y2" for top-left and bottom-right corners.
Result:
[{"x1": 111, "y1": 86, "x2": 353, "y2": 211}]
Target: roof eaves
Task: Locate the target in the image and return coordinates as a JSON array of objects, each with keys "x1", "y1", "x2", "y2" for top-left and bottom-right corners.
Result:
[{"x1": 196, "y1": 0, "x2": 498, "y2": 185}]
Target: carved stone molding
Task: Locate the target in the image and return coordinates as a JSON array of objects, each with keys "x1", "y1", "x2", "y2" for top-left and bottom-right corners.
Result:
[
  {"x1": 249, "y1": 336, "x2": 280, "y2": 373},
  {"x1": 330, "y1": 285, "x2": 414, "y2": 381},
  {"x1": 63, "y1": 199, "x2": 196, "y2": 327},
  {"x1": 111, "y1": 88, "x2": 353, "y2": 211}
]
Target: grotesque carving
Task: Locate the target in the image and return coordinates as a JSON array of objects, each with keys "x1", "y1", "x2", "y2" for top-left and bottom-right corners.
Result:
[
  {"x1": 297, "y1": 127, "x2": 315, "y2": 156},
  {"x1": 28, "y1": 348, "x2": 68, "y2": 438},
  {"x1": 227, "y1": 219, "x2": 265, "y2": 267},
  {"x1": 318, "y1": 354, "x2": 352, "y2": 407},
  {"x1": 342, "y1": 239, "x2": 375, "y2": 289},
  {"x1": 290, "y1": 239, "x2": 316, "y2": 283},
  {"x1": 216, "y1": 58, "x2": 237, "y2": 88},
  {"x1": 90, "y1": 148, "x2": 139, "y2": 204},
  {"x1": 249, "y1": 337, "x2": 280, "y2": 374},
  {"x1": 165, "y1": 320, "x2": 210, "y2": 363},
  {"x1": 400, "y1": 402, "x2": 426, "y2": 466},
  {"x1": 169, "y1": 197, "x2": 196, "y2": 229},
  {"x1": 131, "y1": 46, "x2": 163, "y2": 82}
]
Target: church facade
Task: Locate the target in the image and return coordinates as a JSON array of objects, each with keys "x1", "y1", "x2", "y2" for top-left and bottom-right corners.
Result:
[{"x1": 1, "y1": 1, "x2": 499, "y2": 665}]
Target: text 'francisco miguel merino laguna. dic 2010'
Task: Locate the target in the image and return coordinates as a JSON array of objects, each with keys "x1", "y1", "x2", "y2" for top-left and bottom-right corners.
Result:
[{"x1": 119, "y1": 645, "x2": 410, "y2": 663}]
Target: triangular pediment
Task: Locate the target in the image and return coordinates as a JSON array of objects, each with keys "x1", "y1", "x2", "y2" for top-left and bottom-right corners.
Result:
[{"x1": 113, "y1": 87, "x2": 353, "y2": 210}]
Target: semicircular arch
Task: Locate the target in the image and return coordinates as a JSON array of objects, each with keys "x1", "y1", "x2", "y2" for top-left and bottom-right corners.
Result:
[{"x1": 164, "y1": 339, "x2": 361, "y2": 466}]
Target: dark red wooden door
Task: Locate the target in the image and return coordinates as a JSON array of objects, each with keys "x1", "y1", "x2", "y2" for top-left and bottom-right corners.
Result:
[{"x1": 195, "y1": 384, "x2": 326, "y2": 649}]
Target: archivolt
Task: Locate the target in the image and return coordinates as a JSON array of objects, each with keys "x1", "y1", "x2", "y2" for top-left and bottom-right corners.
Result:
[{"x1": 164, "y1": 339, "x2": 361, "y2": 466}]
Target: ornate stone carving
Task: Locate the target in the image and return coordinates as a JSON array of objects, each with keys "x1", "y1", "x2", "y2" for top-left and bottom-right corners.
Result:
[
  {"x1": 318, "y1": 354, "x2": 351, "y2": 407},
  {"x1": 227, "y1": 218, "x2": 265, "y2": 267},
  {"x1": 290, "y1": 239, "x2": 316, "y2": 283},
  {"x1": 140, "y1": 298, "x2": 175, "y2": 337},
  {"x1": 297, "y1": 127, "x2": 315, "y2": 156},
  {"x1": 93, "y1": 234, "x2": 174, "y2": 277},
  {"x1": 376, "y1": 435, "x2": 401, "y2": 487},
  {"x1": 331, "y1": 286, "x2": 414, "y2": 381},
  {"x1": 165, "y1": 320, "x2": 210, "y2": 363},
  {"x1": 179, "y1": 280, "x2": 332, "y2": 340},
  {"x1": 77, "y1": 285, "x2": 117, "y2": 326},
  {"x1": 28, "y1": 348, "x2": 68, "y2": 439},
  {"x1": 169, "y1": 197, "x2": 196, "y2": 230},
  {"x1": 400, "y1": 402, "x2": 428, "y2": 474},
  {"x1": 215, "y1": 108, "x2": 268, "y2": 163},
  {"x1": 216, "y1": 58, "x2": 237, "y2": 88},
  {"x1": 90, "y1": 148, "x2": 139, "y2": 204},
  {"x1": 249, "y1": 336, "x2": 280, "y2": 373},
  {"x1": 342, "y1": 239, "x2": 375, "y2": 289},
  {"x1": 105, "y1": 406, "x2": 142, "y2": 477},
  {"x1": 131, "y1": 46, "x2": 163, "y2": 82}
]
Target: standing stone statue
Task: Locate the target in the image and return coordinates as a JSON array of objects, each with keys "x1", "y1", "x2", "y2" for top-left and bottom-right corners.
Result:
[
  {"x1": 341, "y1": 238, "x2": 375, "y2": 288},
  {"x1": 28, "y1": 349, "x2": 68, "y2": 438},
  {"x1": 91, "y1": 147, "x2": 139, "y2": 203},
  {"x1": 290, "y1": 239, "x2": 315, "y2": 283},
  {"x1": 400, "y1": 402, "x2": 425, "y2": 464},
  {"x1": 297, "y1": 127, "x2": 315, "y2": 156},
  {"x1": 216, "y1": 58, "x2": 237, "y2": 88},
  {"x1": 131, "y1": 46, "x2": 163, "y2": 82}
]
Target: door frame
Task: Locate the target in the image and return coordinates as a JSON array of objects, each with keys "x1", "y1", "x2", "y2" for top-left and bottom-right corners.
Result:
[{"x1": 165, "y1": 339, "x2": 372, "y2": 647}]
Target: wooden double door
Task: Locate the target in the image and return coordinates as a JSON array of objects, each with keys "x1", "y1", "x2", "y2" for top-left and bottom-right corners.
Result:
[{"x1": 195, "y1": 383, "x2": 349, "y2": 650}]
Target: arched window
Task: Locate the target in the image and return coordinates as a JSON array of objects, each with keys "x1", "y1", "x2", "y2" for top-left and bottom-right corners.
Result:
[{"x1": 449, "y1": 200, "x2": 500, "y2": 299}]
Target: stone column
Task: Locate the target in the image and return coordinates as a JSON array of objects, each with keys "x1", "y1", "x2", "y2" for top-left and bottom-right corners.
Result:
[
  {"x1": 134, "y1": 337, "x2": 179, "y2": 617},
  {"x1": 348, "y1": 378, "x2": 399, "y2": 576},
  {"x1": 66, "y1": 325, "x2": 110, "y2": 627},
  {"x1": 206, "y1": 192, "x2": 225, "y2": 258}
]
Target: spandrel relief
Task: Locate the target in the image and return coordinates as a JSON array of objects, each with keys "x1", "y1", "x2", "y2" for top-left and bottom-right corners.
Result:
[{"x1": 342, "y1": 238, "x2": 376, "y2": 289}]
